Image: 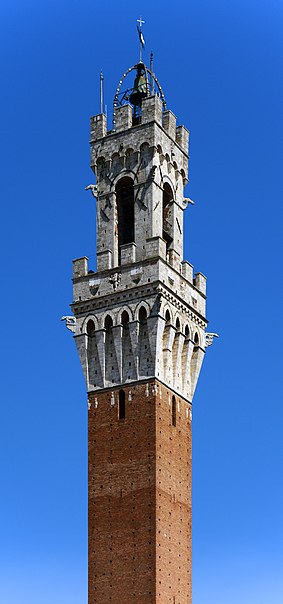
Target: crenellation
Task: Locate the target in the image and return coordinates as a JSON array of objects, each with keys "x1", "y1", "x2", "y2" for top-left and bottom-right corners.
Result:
[
  {"x1": 73, "y1": 256, "x2": 88, "y2": 278},
  {"x1": 90, "y1": 113, "x2": 107, "y2": 141},
  {"x1": 115, "y1": 103, "x2": 132, "y2": 132},
  {"x1": 163, "y1": 109, "x2": 177, "y2": 140},
  {"x1": 141, "y1": 94, "x2": 163, "y2": 125},
  {"x1": 176, "y1": 124, "x2": 189, "y2": 153}
]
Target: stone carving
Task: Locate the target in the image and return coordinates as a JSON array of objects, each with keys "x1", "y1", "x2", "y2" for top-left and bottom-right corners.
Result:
[
  {"x1": 89, "y1": 278, "x2": 100, "y2": 296},
  {"x1": 183, "y1": 197, "x2": 195, "y2": 206},
  {"x1": 85, "y1": 184, "x2": 98, "y2": 198},
  {"x1": 205, "y1": 333, "x2": 219, "y2": 347},
  {"x1": 109, "y1": 272, "x2": 121, "y2": 291},
  {"x1": 61, "y1": 316, "x2": 76, "y2": 333}
]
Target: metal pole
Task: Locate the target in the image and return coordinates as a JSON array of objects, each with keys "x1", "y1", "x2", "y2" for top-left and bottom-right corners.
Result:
[
  {"x1": 150, "y1": 51, "x2": 154, "y2": 94},
  {"x1": 100, "y1": 70, "x2": 104, "y2": 114}
]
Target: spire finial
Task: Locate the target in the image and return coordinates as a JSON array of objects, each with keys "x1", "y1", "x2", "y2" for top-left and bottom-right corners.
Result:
[{"x1": 136, "y1": 17, "x2": 145, "y2": 62}]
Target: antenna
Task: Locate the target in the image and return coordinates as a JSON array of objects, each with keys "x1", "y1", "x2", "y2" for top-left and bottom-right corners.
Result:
[
  {"x1": 150, "y1": 51, "x2": 154, "y2": 94},
  {"x1": 100, "y1": 70, "x2": 104, "y2": 115}
]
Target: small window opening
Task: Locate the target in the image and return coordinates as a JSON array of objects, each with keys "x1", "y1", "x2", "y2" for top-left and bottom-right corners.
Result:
[
  {"x1": 172, "y1": 396, "x2": 176, "y2": 427},
  {"x1": 118, "y1": 390, "x2": 126, "y2": 420},
  {"x1": 194, "y1": 332, "x2": 199, "y2": 347}
]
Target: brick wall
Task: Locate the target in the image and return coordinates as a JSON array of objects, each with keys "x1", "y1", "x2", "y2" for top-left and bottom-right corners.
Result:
[{"x1": 88, "y1": 380, "x2": 192, "y2": 604}]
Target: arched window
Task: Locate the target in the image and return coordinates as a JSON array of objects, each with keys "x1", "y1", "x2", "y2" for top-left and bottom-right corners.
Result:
[
  {"x1": 121, "y1": 310, "x2": 129, "y2": 326},
  {"x1": 86, "y1": 319, "x2": 95, "y2": 337},
  {"x1": 194, "y1": 332, "x2": 199, "y2": 346},
  {"x1": 165, "y1": 309, "x2": 171, "y2": 325},
  {"x1": 138, "y1": 306, "x2": 147, "y2": 324},
  {"x1": 172, "y1": 395, "x2": 177, "y2": 427},
  {"x1": 104, "y1": 315, "x2": 113, "y2": 332},
  {"x1": 118, "y1": 389, "x2": 126, "y2": 420},
  {"x1": 162, "y1": 183, "x2": 174, "y2": 252},
  {"x1": 116, "y1": 177, "x2": 135, "y2": 265}
]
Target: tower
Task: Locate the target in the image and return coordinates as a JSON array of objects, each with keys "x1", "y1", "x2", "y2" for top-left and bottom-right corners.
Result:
[{"x1": 64, "y1": 41, "x2": 216, "y2": 604}]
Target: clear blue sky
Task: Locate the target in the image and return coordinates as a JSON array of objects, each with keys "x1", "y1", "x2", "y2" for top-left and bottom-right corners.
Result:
[{"x1": 0, "y1": 1, "x2": 282, "y2": 602}]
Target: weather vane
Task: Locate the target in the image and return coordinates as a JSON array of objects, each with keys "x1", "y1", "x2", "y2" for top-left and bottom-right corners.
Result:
[{"x1": 137, "y1": 17, "x2": 145, "y2": 62}]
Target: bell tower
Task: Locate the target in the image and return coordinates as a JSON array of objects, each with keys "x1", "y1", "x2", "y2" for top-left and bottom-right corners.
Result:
[{"x1": 64, "y1": 38, "x2": 216, "y2": 604}]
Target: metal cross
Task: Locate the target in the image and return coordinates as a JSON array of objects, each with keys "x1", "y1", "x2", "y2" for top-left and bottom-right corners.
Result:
[{"x1": 137, "y1": 17, "x2": 145, "y2": 62}]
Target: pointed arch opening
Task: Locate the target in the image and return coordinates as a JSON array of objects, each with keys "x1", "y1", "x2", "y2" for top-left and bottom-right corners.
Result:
[
  {"x1": 86, "y1": 319, "x2": 102, "y2": 388},
  {"x1": 138, "y1": 306, "x2": 152, "y2": 378},
  {"x1": 163, "y1": 183, "x2": 174, "y2": 254},
  {"x1": 116, "y1": 177, "x2": 135, "y2": 265},
  {"x1": 104, "y1": 315, "x2": 118, "y2": 385}
]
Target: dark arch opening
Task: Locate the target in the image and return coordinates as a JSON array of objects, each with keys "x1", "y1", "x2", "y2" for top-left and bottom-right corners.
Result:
[
  {"x1": 121, "y1": 310, "x2": 129, "y2": 326},
  {"x1": 163, "y1": 183, "x2": 174, "y2": 252},
  {"x1": 87, "y1": 319, "x2": 95, "y2": 336},
  {"x1": 176, "y1": 317, "x2": 180, "y2": 331},
  {"x1": 138, "y1": 306, "x2": 147, "y2": 324},
  {"x1": 118, "y1": 389, "x2": 126, "y2": 420},
  {"x1": 116, "y1": 177, "x2": 135, "y2": 265},
  {"x1": 185, "y1": 325, "x2": 190, "y2": 338},
  {"x1": 194, "y1": 332, "x2": 199, "y2": 346},
  {"x1": 105, "y1": 315, "x2": 113, "y2": 332},
  {"x1": 165, "y1": 310, "x2": 171, "y2": 325},
  {"x1": 172, "y1": 395, "x2": 177, "y2": 427}
]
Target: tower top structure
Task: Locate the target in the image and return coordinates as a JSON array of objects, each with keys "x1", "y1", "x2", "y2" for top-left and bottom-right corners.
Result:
[{"x1": 63, "y1": 30, "x2": 217, "y2": 603}]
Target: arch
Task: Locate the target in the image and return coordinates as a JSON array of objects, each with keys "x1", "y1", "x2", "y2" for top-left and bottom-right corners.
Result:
[
  {"x1": 104, "y1": 315, "x2": 119, "y2": 385},
  {"x1": 82, "y1": 313, "x2": 99, "y2": 334},
  {"x1": 104, "y1": 315, "x2": 113, "y2": 331},
  {"x1": 163, "y1": 182, "x2": 174, "y2": 253},
  {"x1": 137, "y1": 304, "x2": 153, "y2": 378},
  {"x1": 113, "y1": 64, "x2": 167, "y2": 130},
  {"x1": 117, "y1": 305, "x2": 134, "y2": 324},
  {"x1": 172, "y1": 395, "x2": 177, "y2": 427},
  {"x1": 194, "y1": 331, "x2": 199, "y2": 346},
  {"x1": 121, "y1": 308, "x2": 136, "y2": 382},
  {"x1": 165, "y1": 309, "x2": 171, "y2": 325},
  {"x1": 134, "y1": 300, "x2": 151, "y2": 321},
  {"x1": 185, "y1": 324, "x2": 190, "y2": 339},
  {"x1": 86, "y1": 319, "x2": 95, "y2": 336},
  {"x1": 116, "y1": 176, "x2": 135, "y2": 265},
  {"x1": 118, "y1": 389, "x2": 126, "y2": 420},
  {"x1": 138, "y1": 306, "x2": 147, "y2": 323},
  {"x1": 175, "y1": 317, "x2": 181, "y2": 331},
  {"x1": 121, "y1": 310, "x2": 130, "y2": 325},
  {"x1": 86, "y1": 318, "x2": 103, "y2": 388}
]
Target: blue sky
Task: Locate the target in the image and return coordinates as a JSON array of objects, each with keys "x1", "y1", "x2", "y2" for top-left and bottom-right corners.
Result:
[{"x1": 0, "y1": 1, "x2": 282, "y2": 602}]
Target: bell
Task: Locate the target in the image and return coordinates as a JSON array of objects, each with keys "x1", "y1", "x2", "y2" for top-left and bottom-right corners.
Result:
[{"x1": 129, "y1": 65, "x2": 148, "y2": 107}]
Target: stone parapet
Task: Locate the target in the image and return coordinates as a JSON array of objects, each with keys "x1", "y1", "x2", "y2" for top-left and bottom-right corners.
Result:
[{"x1": 90, "y1": 113, "x2": 107, "y2": 141}]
